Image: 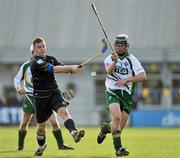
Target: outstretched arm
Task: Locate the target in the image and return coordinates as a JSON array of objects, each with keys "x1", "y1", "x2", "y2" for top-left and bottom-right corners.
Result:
[{"x1": 53, "y1": 65, "x2": 80, "y2": 73}]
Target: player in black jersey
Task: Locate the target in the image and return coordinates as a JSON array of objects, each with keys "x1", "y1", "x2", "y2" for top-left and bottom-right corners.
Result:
[{"x1": 30, "y1": 37, "x2": 85, "y2": 156}]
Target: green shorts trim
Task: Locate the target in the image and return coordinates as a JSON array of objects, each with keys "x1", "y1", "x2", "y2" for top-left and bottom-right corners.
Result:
[
  {"x1": 105, "y1": 89, "x2": 133, "y2": 114},
  {"x1": 22, "y1": 95, "x2": 35, "y2": 114}
]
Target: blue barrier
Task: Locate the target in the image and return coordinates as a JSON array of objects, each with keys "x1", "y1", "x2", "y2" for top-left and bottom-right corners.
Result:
[
  {"x1": 0, "y1": 106, "x2": 23, "y2": 124},
  {"x1": 131, "y1": 109, "x2": 180, "y2": 127}
]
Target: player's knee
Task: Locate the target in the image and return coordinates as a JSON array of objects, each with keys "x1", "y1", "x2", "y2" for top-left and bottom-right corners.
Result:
[
  {"x1": 114, "y1": 115, "x2": 121, "y2": 124},
  {"x1": 37, "y1": 124, "x2": 46, "y2": 135},
  {"x1": 21, "y1": 122, "x2": 28, "y2": 129},
  {"x1": 58, "y1": 108, "x2": 69, "y2": 118},
  {"x1": 20, "y1": 121, "x2": 29, "y2": 129},
  {"x1": 37, "y1": 127, "x2": 46, "y2": 135},
  {"x1": 50, "y1": 121, "x2": 59, "y2": 129}
]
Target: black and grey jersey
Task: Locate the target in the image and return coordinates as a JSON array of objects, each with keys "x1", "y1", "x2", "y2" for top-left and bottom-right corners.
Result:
[{"x1": 30, "y1": 55, "x2": 64, "y2": 96}]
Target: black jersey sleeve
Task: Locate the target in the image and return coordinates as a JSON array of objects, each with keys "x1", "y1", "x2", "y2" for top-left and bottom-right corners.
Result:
[{"x1": 48, "y1": 55, "x2": 64, "y2": 66}]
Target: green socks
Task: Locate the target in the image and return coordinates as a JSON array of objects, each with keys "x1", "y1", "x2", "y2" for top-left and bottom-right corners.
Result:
[
  {"x1": 52, "y1": 129, "x2": 64, "y2": 148},
  {"x1": 101, "y1": 123, "x2": 122, "y2": 151},
  {"x1": 101, "y1": 122, "x2": 111, "y2": 134},
  {"x1": 112, "y1": 130, "x2": 122, "y2": 151},
  {"x1": 18, "y1": 130, "x2": 27, "y2": 148}
]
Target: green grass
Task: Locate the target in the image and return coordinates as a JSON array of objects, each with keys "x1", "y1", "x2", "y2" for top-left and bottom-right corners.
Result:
[{"x1": 0, "y1": 126, "x2": 179, "y2": 158}]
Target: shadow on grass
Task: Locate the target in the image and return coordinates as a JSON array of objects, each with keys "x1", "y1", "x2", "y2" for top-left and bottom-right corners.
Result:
[
  {"x1": 30, "y1": 156, "x2": 113, "y2": 158},
  {"x1": 87, "y1": 156, "x2": 112, "y2": 158},
  {"x1": 0, "y1": 151, "x2": 112, "y2": 158},
  {"x1": 12, "y1": 157, "x2": 33, "y2": 158},
  {"x1": 0, "y1": 150, "x2": 34, "y2": 158},
  {"x1": 0, "y1": 150, "x2": 18, "y2": 153}
]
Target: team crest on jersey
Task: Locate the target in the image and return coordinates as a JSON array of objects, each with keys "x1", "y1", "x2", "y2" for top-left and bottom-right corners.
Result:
[
  {"x1": 108, "y1": 96, "x2": 112, "y2": 100},
  {"x1": 124, "y1": 61, "x2": 129, "y2": 66},
  {"x1": 37, "y1": 59, "x2": 44, "y2": 64}
]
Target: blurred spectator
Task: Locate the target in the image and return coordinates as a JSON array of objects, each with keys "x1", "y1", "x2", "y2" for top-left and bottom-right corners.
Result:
[
  {"x1": 3, "y1": 86, "x2": 21, "y2": 106},
  {"x1": 132, "y1": 95, "x2": 138, "y2": 110},
  {"x1": 0, "y1": 82, "x2": 7, "y2": 106}
]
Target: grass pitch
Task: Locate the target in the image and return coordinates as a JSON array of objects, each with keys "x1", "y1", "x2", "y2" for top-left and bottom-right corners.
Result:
[{"x1": 0, "y1": 126, "x2": 179, "y2": 158}]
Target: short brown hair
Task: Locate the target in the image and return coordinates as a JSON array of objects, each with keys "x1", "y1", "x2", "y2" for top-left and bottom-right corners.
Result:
[{"x1": 32, "y1": 37, "x2": 46, "y2": 47}]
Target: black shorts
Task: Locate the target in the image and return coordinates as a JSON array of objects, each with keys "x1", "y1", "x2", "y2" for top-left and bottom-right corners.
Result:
[{"x1": 35, "y1": 89, "x2": 68, "y2": 123}]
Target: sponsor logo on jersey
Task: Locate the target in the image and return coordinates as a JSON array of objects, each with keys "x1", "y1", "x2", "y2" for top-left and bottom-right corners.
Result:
[{"x1": 115, "y1": 66, "x2": 128, "y2": 75}]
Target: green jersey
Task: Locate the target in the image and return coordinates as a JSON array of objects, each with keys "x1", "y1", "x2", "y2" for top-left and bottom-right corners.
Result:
[
  {"x1": 14, "y1": 61, "x2": 33, "y2": 95},
  {"x1": 104, "y1": 53, "x2": 145, "y2": 95}
]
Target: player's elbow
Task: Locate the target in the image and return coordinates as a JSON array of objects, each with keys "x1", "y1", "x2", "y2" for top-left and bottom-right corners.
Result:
[
  {"x1": 106, "y1": 68, "x2": 114, "y2": 75},
  {"x1": 107, "y1": 71, "x2": 113, "y2": 75},
  {"x1": 13, "y1": 78, "x2": 19, "y2": 88},
  {"x1": 142, "y1": 72, "x2": 147, "y2": 80}
]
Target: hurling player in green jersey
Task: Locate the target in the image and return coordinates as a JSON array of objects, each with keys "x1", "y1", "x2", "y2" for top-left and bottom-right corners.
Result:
[{"x1": 97, "y1": 34, "x2": 146, "y2": 157}]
